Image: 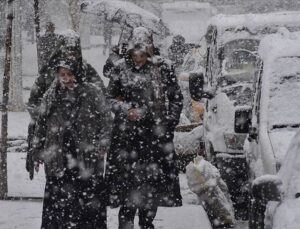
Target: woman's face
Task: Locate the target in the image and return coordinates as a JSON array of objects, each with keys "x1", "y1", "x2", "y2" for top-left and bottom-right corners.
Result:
[
  {"x1": 57, "y1": 67, "x2": 76, "y2": 90},
  {"x1": 132, "y1": 51, "x2": 148, "y2": 68}
]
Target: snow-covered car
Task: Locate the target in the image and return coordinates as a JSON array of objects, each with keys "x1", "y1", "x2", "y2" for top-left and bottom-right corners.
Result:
[
  {"x1": 81, "y1": 0, "x2": 170, "y2": 46},
  {"x1": 190, "y1": 11, "x2": 300, "y2": 219},
  {"x1": 245, "y1": 32, "x2": 300, "y2": 181},
  {"x1": 249, "y1": 129, "x2": 300, "y2": 229}
]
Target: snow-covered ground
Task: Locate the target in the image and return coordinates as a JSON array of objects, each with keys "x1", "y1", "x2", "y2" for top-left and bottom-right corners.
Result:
[{"x1": 0, "y1": 199, "x2": 211, "y2": 229}]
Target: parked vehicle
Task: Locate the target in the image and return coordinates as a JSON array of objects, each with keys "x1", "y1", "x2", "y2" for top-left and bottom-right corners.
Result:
[
  {"x1": 178, "y1": 45, "x2": 206, "y2": 124},
  {"x1": 245, "y1": 33, "x2": 300, "y2": 228},
  {"x1": 249, "y1": 129, "x2": 300, "y2": 229},
  {"x1": 245, "y1": 32, "x2": 300, "y2": 179},
  {"x1": 190, "y1": 11, "x2": 300, "y2": 219}
]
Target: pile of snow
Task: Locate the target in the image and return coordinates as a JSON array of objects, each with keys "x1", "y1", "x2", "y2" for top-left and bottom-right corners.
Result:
[
  {"x1": 174, "y1": 125, "x2": 203, "y2": 156},
  {"x1": 186, "y1": 156, "x2": 235, "y2": 227}
]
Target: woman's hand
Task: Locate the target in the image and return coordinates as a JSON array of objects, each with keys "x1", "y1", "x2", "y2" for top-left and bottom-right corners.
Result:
[{"x1": 127, "y1": 108, "x2": 143, "y2": 121}]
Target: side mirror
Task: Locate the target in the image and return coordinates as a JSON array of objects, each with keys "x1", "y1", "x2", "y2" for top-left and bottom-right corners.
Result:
[
  {"x1": 218, "y1": 47, "x2": 225, "y2": 61},
  {"x1": 189, "y1": 72, "x2": 213, "y2": 101},
  {"x1": 248, "y1": 127, "x2": 258, "y2": 142},
  {"x1": 252, "y1": 175, "x2": 282, "y2": 202}
]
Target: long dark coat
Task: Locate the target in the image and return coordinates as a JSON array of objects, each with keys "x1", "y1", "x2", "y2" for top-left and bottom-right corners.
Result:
[
  {"x1": 106, "y1": 56, "x2": 183, "y2": 208},
  {"x1": 32, "y1": 81, "x2": 112, "y2": 228}
]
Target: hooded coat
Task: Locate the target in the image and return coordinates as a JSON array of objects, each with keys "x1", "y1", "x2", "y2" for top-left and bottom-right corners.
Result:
[
  {"x1": 32, "y1": 80, "x2": 112, "y2": 176},
  {"x1": 31, "y1": 71, "x2": 112, "y2": 228},
  {"x1": 106, "y1": 52, "x2": 183, "y2": 207},
  {"x1": 27, "y1": 35, "x2": 106, "y2": 121}
]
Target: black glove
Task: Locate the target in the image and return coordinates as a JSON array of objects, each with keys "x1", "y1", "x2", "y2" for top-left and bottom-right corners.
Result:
[
  {"x1": 26, "y1": 122, "x2": 36, "y2": 180},
  {"x1": 26, "y1": 153, "x2": 34, "y2": 180}
]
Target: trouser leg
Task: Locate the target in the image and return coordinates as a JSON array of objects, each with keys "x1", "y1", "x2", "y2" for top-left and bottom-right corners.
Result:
[
  {"x1": 41, "y1": 173, "x2": 78, "y2": 229},
  {"x1": 78, "y1": 175, "x2": 107, "y2": 229},
  {"x1": 138, "y1": 206, "x2": 158, "y2": 229},
  {"x1": 118, "y1": 205, "x2": 137, "y2": 229}
]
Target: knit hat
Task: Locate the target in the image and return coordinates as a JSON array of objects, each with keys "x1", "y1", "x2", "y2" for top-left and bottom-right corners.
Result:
[
  {"x1": 127, "y1": 27, "x2": 154, "y2": 57},
  {"x1": 56, "y1": 59, "x2": 77, "y2": 73}
]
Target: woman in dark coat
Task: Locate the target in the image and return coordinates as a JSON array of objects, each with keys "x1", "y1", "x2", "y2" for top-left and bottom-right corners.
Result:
[
  {"x1": 106, "y1": 27, "x2": 183, "y2": 229},
  {"x1": 31, "y1": 58, "x2": 112, "y2": 229}
]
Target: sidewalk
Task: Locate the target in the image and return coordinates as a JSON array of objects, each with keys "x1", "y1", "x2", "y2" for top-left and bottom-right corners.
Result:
[{"x1": 0, "y1": 199, "x2": 211, "y2": 229}]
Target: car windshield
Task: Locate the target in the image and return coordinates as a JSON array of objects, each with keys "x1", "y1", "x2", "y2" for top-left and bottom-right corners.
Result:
[
  {"x1": 221, "y1": 39, "x2": 260, "y2": 83},
  {"x1": 269, "y1": 57, "x2": 300, "y2": 129}
]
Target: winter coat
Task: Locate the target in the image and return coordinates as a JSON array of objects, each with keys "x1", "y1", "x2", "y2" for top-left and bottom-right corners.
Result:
[
  {"x1": 32, "y1": 81, "x2": 112, "y2": 177},
  {"x1": 168, "y1": 43, "x2": 189, "y2": 69},
  {"x1": 28, "y1": 60, "x2": 106, "y2": 121},
  {"x1": 103, "y1": 46, "x2": 123, "y2": 79},
  {"x1": 106, "y1": 55, "x2": 183, "y2": 207}
]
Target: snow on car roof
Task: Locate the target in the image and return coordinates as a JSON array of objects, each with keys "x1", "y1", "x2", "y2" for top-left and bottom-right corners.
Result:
[
  {"x1": 84, "y1": 0, "x2": 160, "y2": 22},
  {"x1": 209, "y1": 11, "x2": 300, "y2": 34},
  {"x1": 162, "y1": 1, "x2": 214, "y2": 11},
  {"x1": 259, "y1": 31, "x2": 300, "y2": 62}
]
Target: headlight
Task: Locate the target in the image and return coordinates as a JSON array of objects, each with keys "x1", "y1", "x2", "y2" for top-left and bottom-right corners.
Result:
[
  {"x1": 235, "y1": 109, "x2": 252, "y2": 133},
  {"x1": 224, "y1": 133, "x2": 247, "y2": 150}
]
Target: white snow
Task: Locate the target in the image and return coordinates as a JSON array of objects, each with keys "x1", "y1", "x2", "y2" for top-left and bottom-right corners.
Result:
[
  {"x1": 161, "y1": 1, "x2": 216, "y2": 43},
  {"x1": 210, "y1": 11, "x2": 300, "y2": 37},
  {"x1": 81, "y1": 0, "x2": 169, "y2": 37},
  {"x1": 186, "y1": 156, "x2": 235, "y2": 226},
  {"x1": 174, "y1": 125, "x2": 203, "y2": 156},
  {"x1": 0, "y1": 198, "x2": 212, "y2": 229},
  {"x1": 268, "y1": 130, "x2": 298, "y2": 164},
  {"x1": 209, "y1": 11, "x2": 300, "y2": 48}
]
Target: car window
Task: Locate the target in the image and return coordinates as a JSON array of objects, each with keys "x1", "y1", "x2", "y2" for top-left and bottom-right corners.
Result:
[
  {"x1": 269, "y1": 57, "x2": 300, "y2": 129},
  {"x1": 221, "y1": 39, "x2": 260, "y2": 82}
]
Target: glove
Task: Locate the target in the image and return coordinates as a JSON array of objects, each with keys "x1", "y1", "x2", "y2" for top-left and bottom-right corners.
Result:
[{"x1": 26, "y1": 153, "x2": 34, "y2": 180}]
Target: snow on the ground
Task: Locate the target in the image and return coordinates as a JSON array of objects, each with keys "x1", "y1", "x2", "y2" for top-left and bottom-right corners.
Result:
[
  {"x1": 0, "y1": 200, "x2": 211, "y2": 229},
  {"x1": 7, "y1": 112, "x2": 31, "y2": 139},
  {"x1": 8, "y1": 153, "x2": 45, "y2": 198}
]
